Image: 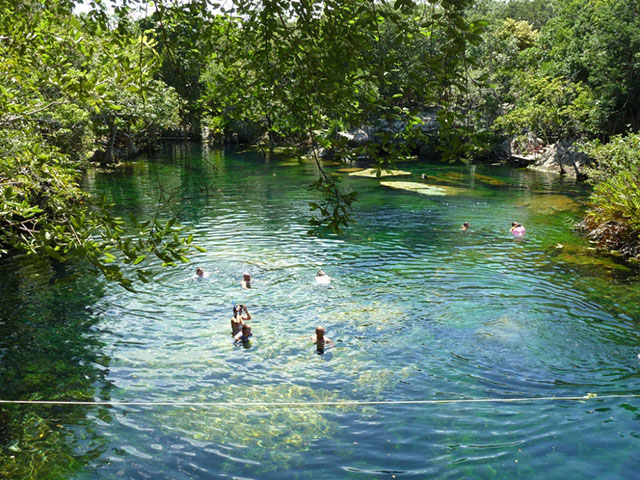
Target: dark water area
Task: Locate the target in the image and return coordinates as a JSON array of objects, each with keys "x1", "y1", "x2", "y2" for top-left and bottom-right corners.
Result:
[{"x1": 2, "y1": 143, "x2": 640, "y2": 479}]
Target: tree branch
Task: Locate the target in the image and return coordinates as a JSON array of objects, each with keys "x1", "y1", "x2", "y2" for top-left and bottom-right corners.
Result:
[{"x1": 0, "y1": 100, "x2": 70, "y2": 126}]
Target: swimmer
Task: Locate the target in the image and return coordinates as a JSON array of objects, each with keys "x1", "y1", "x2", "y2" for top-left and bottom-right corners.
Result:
[
  {"x1": 510, "y1": 221, "x2": 526, "y2": 237},
  {"x1": 315, "y1": 269, "x2": 331, "y2": 284},
  {"x1": 460, "y1": 221, "x2": 470, "y2": 231},
  {"x1": 234, "y1": 323, "x2": 252, "y2": 343},
  {"x1": 242, "y1": 272, "x2": 251, "y2": 289},
  {"x1": 311, "y1": 326, "x2": 332, "y2": 346},
  {"x1": 311, "y1": 326, "x2": 333, "y2": 354},
  {"x1": 189, "y1": 266, "x2": 209, "y2": 281},
  {"x1": 231, "y1": 304, "x2": 251, "y2": 336}
]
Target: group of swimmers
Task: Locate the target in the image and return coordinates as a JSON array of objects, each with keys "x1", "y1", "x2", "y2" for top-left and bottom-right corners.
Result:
[
  {"x1": 193, "y1": 220, "x2": 524, "y2": 350},
  {"x1": 460, "y1": 221, "x2": 526, "y2": 237},
  {"x1": 193, "y1": 220, "x2": 525, "y2": 349},
  {"x1": 193, "y1": 267, "x2": 253, "y2": 289},
  {"x1": 192, "y1": 267, "x2": 334, "y2": 352}
]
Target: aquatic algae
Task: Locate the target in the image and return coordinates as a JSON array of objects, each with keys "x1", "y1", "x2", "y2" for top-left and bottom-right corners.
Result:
[
  {"x1": 354, "y1": 366, "x2": 413, "y2": 397},
  {"x1": 440, "y1": 172, "x2": 468, "y2": 181},
  {"x1": 553, "y1": 250, "x2": 630, "y2": 272},
  {"x1": 418, "y1": 174, "x2": 468, "y2": 187},
  {"x1": 548, "y1": 242, "x2": 631, "y2": 272},
  {"x1": 275, "y1": 161, "x2": 303, "y2": 167},
  {"x1": 472, "y1": 173, "x2": 507, "y2": 186},
  {"x1": 476, "y1": 315, "x2": 526, "y2": 344},
  {"x1": 516, "y1": 194, "x2": 580, "y2": 214},
  {"x1": 435, "y1": 171, "x2": 507, "y2": 186},
  {"x1": 327, "y1": 299, "x2": 406, "y2": 326},
  {"x1": 380, "y1": 181, "x2": 467, "y2": 196},
  {"x1": 153, "y1": 383, "x2": 354, "y2": 469},
  {"x1": 349, "y1": 168, "x2": 412, "y2": 178}
]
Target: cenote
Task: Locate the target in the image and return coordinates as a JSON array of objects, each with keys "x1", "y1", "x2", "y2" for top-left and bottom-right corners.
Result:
[{"x1": 1, "y1": 144, "x2": 640, "y2": 479}]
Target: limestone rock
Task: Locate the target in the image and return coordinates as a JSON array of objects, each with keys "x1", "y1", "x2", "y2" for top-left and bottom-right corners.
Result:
[{"x1": 528, "y1": 139, "x2": 591, "y2": 177}]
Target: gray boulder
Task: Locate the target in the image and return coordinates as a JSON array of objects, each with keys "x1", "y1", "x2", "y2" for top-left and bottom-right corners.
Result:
[{"x1": 528, "y1": 139, "x2": 591, "y2": 177}]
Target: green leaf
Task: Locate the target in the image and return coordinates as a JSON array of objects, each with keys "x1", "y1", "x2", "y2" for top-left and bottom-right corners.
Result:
[{"x1": 133, "y1": 255, "x2": 146, "y2": 265}]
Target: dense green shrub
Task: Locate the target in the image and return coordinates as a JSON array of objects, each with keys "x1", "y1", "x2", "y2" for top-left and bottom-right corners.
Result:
[
  {"x1": 0, "y1": 1, "x2": 193, "y2": 288},
  {"x1": 581, "y1": 133, "x2": 640, "y2": 259}
]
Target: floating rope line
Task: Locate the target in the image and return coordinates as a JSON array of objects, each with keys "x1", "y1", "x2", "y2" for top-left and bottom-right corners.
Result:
[{"x1": 1, "y1": 393, "x2": 639, "y2": 408}]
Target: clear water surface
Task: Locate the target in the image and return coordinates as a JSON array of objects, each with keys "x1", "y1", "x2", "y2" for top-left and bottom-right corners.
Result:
[{"x1": 1, "y1": 144, "x2": 640, "y2": 479}]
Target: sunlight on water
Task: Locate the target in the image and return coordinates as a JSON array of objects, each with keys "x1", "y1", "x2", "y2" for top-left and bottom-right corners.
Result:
[{"x1": 2, "y1": 144, "x2": 640, "y2": 479}]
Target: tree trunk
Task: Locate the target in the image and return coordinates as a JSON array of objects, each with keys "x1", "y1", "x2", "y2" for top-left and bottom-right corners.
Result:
[{"x1": 103, "y1": 121, "x2": 118, "y2": 166}]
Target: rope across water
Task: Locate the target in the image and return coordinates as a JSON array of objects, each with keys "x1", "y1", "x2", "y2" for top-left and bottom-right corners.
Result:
[{"x1": 1, "y1": 393, "x2": 639, "y2": 408}]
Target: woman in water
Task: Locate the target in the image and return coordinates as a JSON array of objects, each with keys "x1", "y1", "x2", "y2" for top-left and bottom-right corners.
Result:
[
  {"x1": 315, "y1": 269, "x2": 331, "y2": 284},
  {"x1": 511, "y1": 221, "x2": 526, "y2": 237}
]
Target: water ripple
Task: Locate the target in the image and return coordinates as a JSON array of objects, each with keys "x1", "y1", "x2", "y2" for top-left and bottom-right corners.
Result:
[{"x1": 75, "y1": 150, "x2": 640, "y2": 479}]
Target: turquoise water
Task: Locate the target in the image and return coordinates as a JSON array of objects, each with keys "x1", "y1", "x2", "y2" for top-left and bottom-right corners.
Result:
[{"x1": 2, "y1": 144, "x2": 640, "y2": 479}]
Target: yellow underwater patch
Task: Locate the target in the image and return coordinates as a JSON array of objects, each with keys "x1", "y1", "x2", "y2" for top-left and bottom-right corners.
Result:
[
  {"x1": 349, "y1": 168, "x2": 412, "y2": 178},
  {"x1": 517, "y1": 194, "x2": 580, "y2": 213},
  {"x1": 379, "y1": 181, "x2": 467, "y2": 196}
]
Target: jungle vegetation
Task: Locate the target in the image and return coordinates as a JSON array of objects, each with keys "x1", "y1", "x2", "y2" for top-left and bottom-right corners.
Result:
[{"x1": 2, "y1": 0, "x2": 640, "y2": 289}]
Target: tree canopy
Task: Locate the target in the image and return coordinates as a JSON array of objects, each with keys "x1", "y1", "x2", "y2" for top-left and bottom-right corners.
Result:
[
  {"x1": 0, "y1": 0, "x2": 194, "y2": 290},
  {"x1": 3, "y1": 0, "x2": 640, "y2": 282}
]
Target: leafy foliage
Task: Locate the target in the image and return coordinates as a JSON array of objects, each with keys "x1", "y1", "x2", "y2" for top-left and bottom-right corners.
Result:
[
  {"x1": 582, "y1": 133, "x2": 640, "y2": 184},
  {"x1": 494, "y1": 74, "x2": 599, "y2": 143},
  {"x1": 198, "y1": 0, "x2": 483, "y2": 232},
  {"x1": 581, "y1": 133, "x2": 640, "y2": 259},
  {"x1": 532, "y1": 0, "x2": 640, "y2": 134},
  {"x1": 0, "y1": 0, "x2": 195, "y2": 289},
  {"x1": 5, "y1": 0, "x2": 640, "y2": 275}
]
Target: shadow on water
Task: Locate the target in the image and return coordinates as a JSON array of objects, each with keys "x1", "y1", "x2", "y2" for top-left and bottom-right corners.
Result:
[{"x1": 0, "y1": 255, "x2": 113, "y2": 479}]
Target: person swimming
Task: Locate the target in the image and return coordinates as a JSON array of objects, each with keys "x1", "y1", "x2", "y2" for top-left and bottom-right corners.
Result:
[
  {"x1": 311, "y1": 326, "x2": 333, "y2": 354},
  {"x1": 242, "y1": 272, "x2": 251, "y2": 289},
  {"x1": 511, "y1": 221, "x2": 526, "y2": 237},
  {"x1": 234, "y1": 323, "x2": 252, "y2": 343},
  {"x1": 231, "y1": 304, "x2": 251, "y2": 336},
  {"x1": 190, "y1": 266, "x2": 209, "y2": 281},
  {"x1": 315, "y1": 269, "x2": 331, "y2": 284},
  {"x1": 460, "y1": 221, "x2": 470, "y2": 231},
  {"x1": 311, "y1": 325, "x2": 332, "y2": 345}
]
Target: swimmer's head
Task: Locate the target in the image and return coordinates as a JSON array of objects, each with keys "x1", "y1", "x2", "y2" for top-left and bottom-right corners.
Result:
[
  {"x1": 243, "y1": 273, "x2": 251, "y2": 282},
  {"x1": 315, "y1": 326, "x2": 325, "y2": 336},
  {"x1": 196, "y1": 267, "x2": 204, "y2": 277},
  {"x1": 511, "y1": 221, "x2": 518, "y2": 227},
  {"x1": 317, "y1": 270, "x2": 325, "y2": 277}
]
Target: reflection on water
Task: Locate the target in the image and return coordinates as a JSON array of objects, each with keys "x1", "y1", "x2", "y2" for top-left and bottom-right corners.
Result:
[
  {"x1": 2, "y1": 144, "x2": 640, "y2": 479},
  {"x1": 0, "y1": 257, "x2": 112, "y2": 479}
]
